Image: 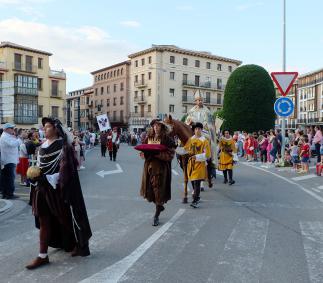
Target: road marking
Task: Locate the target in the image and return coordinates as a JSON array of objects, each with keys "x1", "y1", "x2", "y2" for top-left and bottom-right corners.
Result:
[
  {"x1": 172, "y1": 169, "x2": 179, "y2": 176},
  {"x1": 79, "y1": 208, "x2": 186, "y2": 283},
  {"x1": 96, "y1": 163, "x2": 123, "y2": 178},
  {"x1": 208, "y1": 218, "x2": 269, "y2": 283},
  {"x1": 0, "y1": 199, "x2": 13, "y2": 214},
  {"x1": 312, "y1": 188, "x2": 321, "y2": 193},
  {"x1": 120, "y1": 214, "x2": 209, "y2": 282},
  {"x1": 318, "y1": 186, "x2": 323, "y2": 191},
  {"x1": 242, "y1": 163, "x2": 323, "y2": 204},
  {"x1": 300, "y1": 221, "x2": 323, "y2": 282},
  {"x1": 291, "y1": 174, "x2": 318, "y2": 181}
]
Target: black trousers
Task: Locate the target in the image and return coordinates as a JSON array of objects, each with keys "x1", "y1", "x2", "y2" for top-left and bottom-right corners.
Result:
[
  {"x1": 223, "y1": 169, "x2": 233, "y2": 181},
  {"x1": 260, "y1": 149, "x2": 267, "y2": 163},
  {"x1": 315, "y1": 143, "x2": 321, "y2": 163},
  {"x1": 109, "y1": 144, "x2": 118, "y2": 161},
  {"x1": 191, "y1": 180, "x2": 201, "y2": 203},
  {"x1": 101, "y1": 144, "x2": 107, "y2": 157}
]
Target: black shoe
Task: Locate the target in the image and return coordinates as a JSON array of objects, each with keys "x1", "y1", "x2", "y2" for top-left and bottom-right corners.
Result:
[
  {"x1": 159, "y1": 205, "x2": 165, "y2": 212},
  {"x1": 190, "y1": 201, "x2": 199, "y2": 208},
  {"x1": 113, "y1": 159, "x2": 116, "y2": 162},
  {"x1": 152, "y1": 217, "x2": 159, "y2": 226},
  {"x1": 223, "y1": 179, "x2": 228, "y2": 184},
  {"x1": 6, "y1": 194, "x2": 19, "y2": 199},
  {"x1": 229, "y1": 180, "x2": 235, "y2": 185},
  {"x1": 201, "y1": 187, "x2": 204, "y2": 191}
]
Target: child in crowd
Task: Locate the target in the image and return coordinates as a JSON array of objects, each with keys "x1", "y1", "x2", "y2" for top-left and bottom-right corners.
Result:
[
  {"x1": 291, "y1": 141, "x2": 300, "y2": 171},
  {"x1": 300, "y1": 137, "x2": 310, "y2": 173}
]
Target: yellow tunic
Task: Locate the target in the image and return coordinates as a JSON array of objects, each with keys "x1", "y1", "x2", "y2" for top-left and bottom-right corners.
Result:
[
  {"x1": 184, "y1": 135, "x2": 211, "y2": 181},
  {"x1": 218, "y1": 137, "x2": 236, "y2": 171}
]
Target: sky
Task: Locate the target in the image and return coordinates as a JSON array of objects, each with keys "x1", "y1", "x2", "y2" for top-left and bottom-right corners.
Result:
[{"x1": 0, "y1": 0, "x2": 322, "y2": 92}]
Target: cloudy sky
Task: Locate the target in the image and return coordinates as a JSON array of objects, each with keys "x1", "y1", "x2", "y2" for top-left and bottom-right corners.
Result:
[{"x1": 0, "y1": 0, "x2": 321, "y2": 92}]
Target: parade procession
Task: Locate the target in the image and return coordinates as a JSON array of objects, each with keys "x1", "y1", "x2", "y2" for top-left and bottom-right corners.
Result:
[{"x1": 1, "y1": 1, "x2": 323, "y2": 282}]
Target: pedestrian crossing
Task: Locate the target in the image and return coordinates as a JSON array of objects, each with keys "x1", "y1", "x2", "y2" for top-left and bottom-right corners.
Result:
[{"x1": 2, "y1": 206, "x2": 323, "y2": 282}]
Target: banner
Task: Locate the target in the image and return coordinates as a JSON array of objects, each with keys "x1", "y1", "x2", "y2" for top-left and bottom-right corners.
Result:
[
  {"x1": 215, "y1": 117, "x2": 224, "y2": 132},
  {"x1": 96, "y1": 114, "x2": 111, "y2": 132}
]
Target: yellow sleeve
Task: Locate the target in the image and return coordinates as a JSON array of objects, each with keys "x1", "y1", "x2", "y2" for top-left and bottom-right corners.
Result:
[
  {"x1": 231, "y1": 140, "x2": 237, "y2": 153},
  {"x1": 204, "y1": 140, "x2": 211, "y2": 159}
]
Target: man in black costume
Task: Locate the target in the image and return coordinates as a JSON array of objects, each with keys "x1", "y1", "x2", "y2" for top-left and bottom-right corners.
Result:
[{"x1": 26, "y1": 117, "x2": 92, "y2": 269}]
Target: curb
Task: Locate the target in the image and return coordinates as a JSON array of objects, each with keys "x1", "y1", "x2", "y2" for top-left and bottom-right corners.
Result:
[{"x1": 0, "y1": 199, "x2": 13, "y2": 215}]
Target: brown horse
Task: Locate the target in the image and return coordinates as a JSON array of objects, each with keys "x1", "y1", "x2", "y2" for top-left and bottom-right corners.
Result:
[{"x1": 164, "y1": 115, "x2": 193, "y2": 203}]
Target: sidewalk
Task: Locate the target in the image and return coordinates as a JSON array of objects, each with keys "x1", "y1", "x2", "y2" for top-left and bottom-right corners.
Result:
[{"x1": 0, "y1": 199, "x2": 13, "y2": 214}]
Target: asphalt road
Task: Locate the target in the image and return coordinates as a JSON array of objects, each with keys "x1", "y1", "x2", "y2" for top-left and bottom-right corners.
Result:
[{"x1": 1, "y1": 144, "x2": 323, "y2": 283}]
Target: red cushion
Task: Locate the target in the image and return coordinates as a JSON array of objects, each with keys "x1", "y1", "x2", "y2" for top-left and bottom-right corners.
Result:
[{"x1": 134, "y1": 144, "x2": 167, "y2": 152}]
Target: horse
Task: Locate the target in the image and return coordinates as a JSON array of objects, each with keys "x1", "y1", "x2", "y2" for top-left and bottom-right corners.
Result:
[{"x1": 164, "y1": 114, "x2": 192, "y2": 203}]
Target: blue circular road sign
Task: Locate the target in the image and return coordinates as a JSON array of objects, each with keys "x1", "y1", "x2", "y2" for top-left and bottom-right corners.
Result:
[{"x1": 274, "y1": 97, "x2": 294, "y2": 117}]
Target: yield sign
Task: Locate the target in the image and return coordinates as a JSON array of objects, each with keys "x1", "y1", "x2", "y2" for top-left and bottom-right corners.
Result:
[{"x1": 271, "y1": 72, "x2": 298, "y2": 96}]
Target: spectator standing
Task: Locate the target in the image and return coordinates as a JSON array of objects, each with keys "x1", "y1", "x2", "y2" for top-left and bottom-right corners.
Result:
[
  {"x1": 313, "y1": 126, "x2": 322, "y2": 163},
  {"x1": 0, "y1": 123, "x2": 20, "y2": 199},
  {"x1": 300, "y1": 137, "x2": 310, "y2": 173},
  {"x1": 100, "y1": 131, "x2": 108, "y2": 157},
  {"x1": 16, "y1": 132, "x2": 29, "y2": 186}
]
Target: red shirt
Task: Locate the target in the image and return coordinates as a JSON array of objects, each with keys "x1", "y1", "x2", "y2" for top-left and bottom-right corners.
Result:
[{"x1": 301, "y1": 144, "x2": 310, "y2": 158}]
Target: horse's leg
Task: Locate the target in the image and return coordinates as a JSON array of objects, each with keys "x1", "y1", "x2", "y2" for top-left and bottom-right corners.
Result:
[{"x1": 182, "y1": 156, "x2": 188, "y2": 203}]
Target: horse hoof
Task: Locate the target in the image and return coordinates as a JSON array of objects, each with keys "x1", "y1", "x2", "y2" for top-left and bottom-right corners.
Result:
[{"x1": 182, "y1": 197, "x2": 188, "y2": 204}]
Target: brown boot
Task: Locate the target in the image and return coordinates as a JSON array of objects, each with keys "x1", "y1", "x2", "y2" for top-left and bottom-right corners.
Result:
[
  {"x1": 71, "y1": 245, "x2": 90, "y2": 257},
  {"x1": 25, "y1": 256, "x2": 49, "y2": 270}
]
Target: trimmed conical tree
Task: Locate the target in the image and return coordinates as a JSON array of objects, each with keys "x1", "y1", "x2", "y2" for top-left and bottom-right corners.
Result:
[{"x1": 222, "y1": 64, "x2": 276, "y2": 132}]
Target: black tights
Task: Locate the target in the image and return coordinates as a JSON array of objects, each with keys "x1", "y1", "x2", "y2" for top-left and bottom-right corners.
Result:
[
  {"x1": 39, "y1": 216, "x2": 51, "y2": 254},
  {"x1": 154, "y1": 204, "x2": 164, "y2": 218},
  {"x1": 223, "y1": 169, "x2": 233, "y2": 181},
  {"x1": 191, "y1": 180, "x2": 201, "y2": 203}
]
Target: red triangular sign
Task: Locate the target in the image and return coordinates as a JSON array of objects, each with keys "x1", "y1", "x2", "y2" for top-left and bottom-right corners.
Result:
[{"x1": 271, "y1": 72, "x2": 298, "y2": 96}]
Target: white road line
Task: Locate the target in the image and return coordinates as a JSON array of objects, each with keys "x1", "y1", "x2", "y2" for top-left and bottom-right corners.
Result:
[
  {"x1": 243, "y1": 163, "x2": 323, "y2": 204},
  {"x1": 312, "y1": 188, "x2": 321, "y2": 193},
  {"x1": 119, "y1": 214, "x2": 210, "y2": 282},
  {"x1": 79, "y1": 209, "x2": 186, "y2": 283},
  {"x1": 208, "y1": 218, "x2": 269, "y2": 283},
  {"x1": 300, "y1": 221, "x2": 323, "y2": 282},
  {"x1": 317, "y1": 186, "x2": 323, "y2": 191},
  {"x1": 172, "y1": 169, "x2": 179, "y2": 176},
  {"x1": 291, "y1": 174, "x2": 318, "y2": 181}
]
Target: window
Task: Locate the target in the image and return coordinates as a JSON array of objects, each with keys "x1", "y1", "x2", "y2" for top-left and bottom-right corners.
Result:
[
  {"x1": 104, "y1": 73, "x2": 106, "y2": 80},
  {"x1": 135, "y1": 60, "x2": 138, "y2": 67},
  {"x1": 205, "y1": 92, "x2": 211, "y2": 103},
  {"x1": 134, "y1": 91, "x2": 138, "y2": 98},
  {"x1": 121, "y1": 68, "x2": 123, "y2": 75},
  {"x1": 117, "y1": 69, "x2": 120, "y2": 76},
  {"x1": 169, "y1": 88, "x2": 175, "y2": 97},
  {"x1": 217, "y1": 93, "x2": 222, "y2": 104},
  {"x1": 206, "y1": 62, "x2": 211, "y2": 69},
  {"x1": 113, "y1": 98, "x2": 117, "y2": 106},
  {"x1": 25, "y1": 56, "x2": 33, "y2": 72},
  {"x1": 51, "y1": 80, "x2": 59, "y2": 97},
  {"x1": 183, "y1": 74, "x2": 188, "y2": 84},
  {"x1": 169, "y1": 104, "x2": 175, "y2": 113},
  {"x1": 14, "y1": 53, "x2": 22, "y2": 70},
  {"x1": 107, "y1": 99, "x2": 110, "y2": 106},
  {"x1": 141, "y1": 74, "x2": 145, "y2": 84},
  {"x1": 217, "y1": 64, "x2": 222, "y2": 71},
  {"x1": 114, "y1": 84, "x2": 117, "y2": 92},
  {"x1": 114, "y1": 70, "x2": 116, "y2": 77},
  {"x1": 148, "y1": 104, "x2": 151, "y2": 112},
  {"x1": 170, "y1": 72, "x2": 175, "y2": 80},
  {"x1": 38, "y1": 58, "x2": 43, "y2": 69},
  {"x1": 113, "y1": 111, "x2": 116, "y2": 121},
  {"x1": 38, "y1": 105, "x2": 43, "y2": 117},
  {"x1": 37, "y1": 78, "x2": 43, "y2": 91},
  {"x1": 217, "y1": 78, "x2": 222, "y2": 89},
  {"x1": 14, "y1": 95, "x2": 38, "y2": 124},
  {"x1": 141, "y1": 58, "x2": 145, "y2": 66},
  {"x1": 51, "y1": 106, "x2": 59, "y2": 118},
  {"x1": 120, "y1": 110, "x2": 124, "y2": 121},
  {"x1": 228, "y1": 66, "x2": 232, "y2": 72},
  {"x1": 148, "y1": 89, "x2": 151, "y2": 96},
  {"x1": 148, "y1": 56, "x2": 152, "y2": 64},
  {"x1": 120, "y1": 96, "x2": 124, "y2": 105},
  {"x1": 134, "y1": 105, "x2": 138, "y2": 113},
  {"x1": 183, "y1": 105, "x2": 187, "y2": 113},
  {"x1": 182, "y1": 90, "x2": 188, "y2": 101},
  {"x1": 195, "y1": 75, "x2": 200, "y2": 86},
  {"x1": 148, "y1": 72, "x2": 152, "y2": 80},
  {"x1": 183, "y1": 58, "x2": 188, "y2": 65},
  {"x1": 195, "y1": 60, "x2": 200, "y2": 67},
  {"x1": 120, "y1": 82, "x2": 124, "y2": 91},
  {"x1": 107, "y1": 85, "x2": 110, "y2": 93},
  {"x1": 135, "y1": 75, "x2": 138, "y2": 83},
  {"x1": 170, "y1": 56, "x2": 175, "y2": 64},
  {"x1": 101, "y1": 87, "x2": 104, "y2": 95},
  {"x1": 95, "y1": 88, "x2": 98, "y2": 96}
]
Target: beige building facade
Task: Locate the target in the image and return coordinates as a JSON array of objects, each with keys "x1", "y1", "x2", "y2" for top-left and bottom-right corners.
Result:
[
  {"x1": 128, "y1": 45, "x2": 242, "y2": 131},
  {"x1": 91, "y1": 61, "x2": 130, "y2": 129},
  {"x1": 0, "y1": 41, "x2": 66, "y2": 128}
]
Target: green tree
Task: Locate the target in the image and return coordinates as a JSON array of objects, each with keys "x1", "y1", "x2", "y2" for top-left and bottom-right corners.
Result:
[
  {"x1": 222, "y1": 64, "x2": 276, "y2": 132},
  {"x1": 213, "y1": 109, "x2": 225, "y2": 120}
]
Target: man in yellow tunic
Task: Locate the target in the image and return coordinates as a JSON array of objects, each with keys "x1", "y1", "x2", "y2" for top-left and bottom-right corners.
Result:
[
  {"x1": 218, "y1": 130, "x2": 237, "y2": 185},
  {"x1": 184, "y1": 122, "x2": 211, "y2": 208}
]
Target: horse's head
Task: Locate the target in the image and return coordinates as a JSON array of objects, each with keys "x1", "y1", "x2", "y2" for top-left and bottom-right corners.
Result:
[
  {"x1": 163, "y1": 114, "x2": 175, "y2": 137},
  {"x1": 163, "y1": 114, "x2": 192, "y2": 144}
]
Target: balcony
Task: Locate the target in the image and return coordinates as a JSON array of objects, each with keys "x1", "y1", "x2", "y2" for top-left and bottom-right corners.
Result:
[
  {"x1": 182, "y1": 80, "x2": 225, "y2": 91},
  {"x1": 14, "y1": 87, "x2": 38, "y2": 96},
  {"x1": 51, "y1": 90, "x2": 63, "y2": 98},
  {"x1": 14, "y1": 116, "x2": 38, "y2": 124},
  {"x1": 134, "y1": 80, "x2": 147, "y2": 88},
  {"x1": 49, "y1": 69, "x2": 66, "y2": 79},
  {"x1": 130, "y1": 111, "x2": 153, "y2": 118},
  {"x1": 88, "y1": 101, "x2": 93, "y2": 107},
  {"x1": 13, "y1": 63, "x2": 37, "y2": 74},
  {"x1": 297, "y1": 117, "x2": 322, "y2": 125},
  {"x1": 182, "y1": 95, "x2": 222, "y2": 106},
  {"x1": 134, "y1": 95, "x2": 147, "y2": 104}
]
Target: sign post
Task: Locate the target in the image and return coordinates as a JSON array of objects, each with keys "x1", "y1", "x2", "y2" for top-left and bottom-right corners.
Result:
[{"x1": 271, "y1": 72, "x2": 298, "y2": 162}]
